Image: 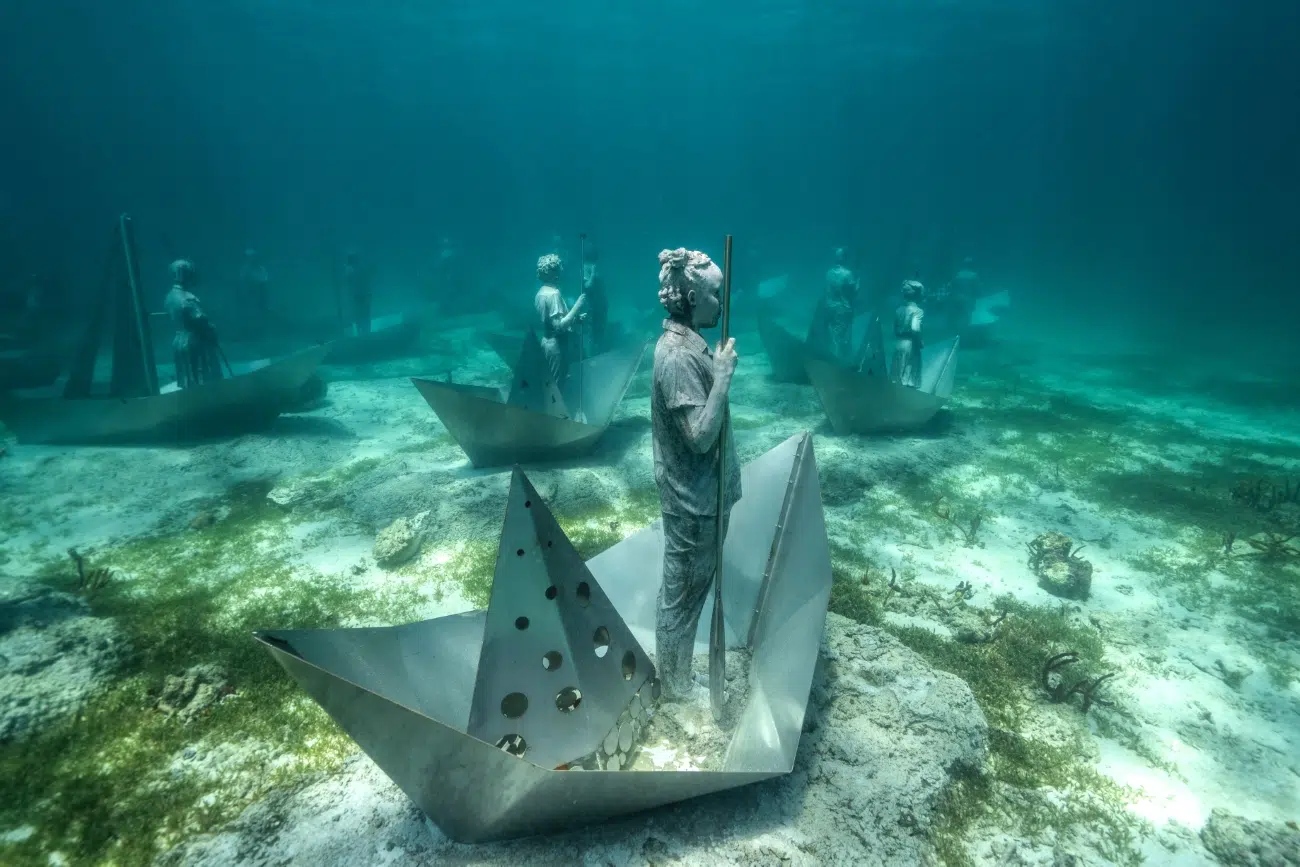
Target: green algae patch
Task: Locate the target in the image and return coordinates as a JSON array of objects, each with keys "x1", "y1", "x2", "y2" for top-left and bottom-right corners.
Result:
[
  {"x1": 832, "y1": 595, "x2": 1140, "y2": 866},
  {"x1": 553, "y1": 485, "x2": 662, "y2": 562},
  {"x1": 0, "y1": 479, "x2": 425, "y2": 866}
]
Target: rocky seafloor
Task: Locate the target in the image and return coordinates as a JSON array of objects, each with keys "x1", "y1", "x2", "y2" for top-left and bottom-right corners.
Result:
[{"x1": 0, "y1": 310, "x2": 1298, "y2": 866}]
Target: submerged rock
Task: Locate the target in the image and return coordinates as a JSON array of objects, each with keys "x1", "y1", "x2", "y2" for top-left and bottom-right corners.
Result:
[
  {"x1": 0, "y1": 581, "x2": 124, "y2": 743},
  {"x1": 372, "y1": 511, "x2": 429, "y2": 568},
  {"x1": 1027, "y1": 531, "x2": 1093, "y2": 600},
  {"x1": 156, "y1": 663, "x2": 232, "y2": 723},
  {"x1": 158, "y1": 614, "x2": 988, "y2": 866},
  {"x1": 1200, "y1": 809, "x2": 1300, "y2": 867}
]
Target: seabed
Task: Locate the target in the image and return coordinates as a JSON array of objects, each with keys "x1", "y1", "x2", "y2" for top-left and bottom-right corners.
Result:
[{"x1": 1, "y1": 306, "x2": 1298, "y2": 866}]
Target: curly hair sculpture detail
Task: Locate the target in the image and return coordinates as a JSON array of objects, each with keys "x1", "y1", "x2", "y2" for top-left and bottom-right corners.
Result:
[{"x1": 657, "y1": 248, "x2": 716, "y2": 315}]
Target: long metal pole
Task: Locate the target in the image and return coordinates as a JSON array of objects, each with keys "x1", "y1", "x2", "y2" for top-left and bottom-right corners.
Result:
[
  {"x1": 709, "y1": 234, "x2": 734, "y2": 722},
  {"x1": 577, "y1": 233, "x2": 587, "y2": 415}
]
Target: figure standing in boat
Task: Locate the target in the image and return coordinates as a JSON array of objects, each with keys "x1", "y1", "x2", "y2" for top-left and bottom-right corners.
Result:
[
  {"x1": 892, "y1": 279, "x2": 925, "y2": 388},
  {"x1": 533, "y1": 252, "x2": 586, "y2": 393},
  {"x1": 165, "y1": 259, "x2": 224, "y2": 389},
  {"x1": 651, "y1": 247, "x2": 741, "y2": 703}
]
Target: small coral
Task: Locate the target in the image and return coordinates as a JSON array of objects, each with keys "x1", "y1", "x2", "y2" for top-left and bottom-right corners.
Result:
[
  {"x1": 373, "y1": 511, "x2": 429, "y2": 568},
  {"x1": 1027, "y1": 531, "x2": 1092, "y2": 600}
]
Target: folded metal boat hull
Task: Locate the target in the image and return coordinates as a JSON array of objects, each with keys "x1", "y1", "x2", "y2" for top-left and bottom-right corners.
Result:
[
  {"x1": 413, "y1": 337, "x2": 647, "y2": 468},
  {"x1": 0, "y1": 345, "x2": 328, "y2": 445},
  {"x1": 256, "y1": 432, "x2": 831, "y2": 842},
  {"x1": 804, "y1": 334, "x2": 959, "y2": 434},
  {"x1": 323, "y1": 314, "x2": 423, "y2": 365}
]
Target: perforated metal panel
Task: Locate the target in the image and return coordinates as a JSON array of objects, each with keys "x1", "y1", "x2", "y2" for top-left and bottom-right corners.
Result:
[{"x1": 466, "y1": 468, "x2": 655, "y2": 770}]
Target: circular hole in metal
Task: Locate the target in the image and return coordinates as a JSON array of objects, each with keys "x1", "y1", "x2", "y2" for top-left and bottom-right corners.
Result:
[
  {"x1": 495, "y1": 734, "x2": 526, "y2": 757},
  {"x1": 545, "y1": 585, "x2": 558, "y2": 600},
  {"x1": 500, "y1": 693, "x2": 528, "y2": 719},
  {"x1": 524, "y1": 500, "x2": 532, "y2": 508},
  {"x1": 547, "y1": 540, "x2": 553, "y2": 548},
  {"x1": 593, "y1": 626, "x2": 610, "y2": 658},
  {"x1": 543, "y1": 651, "x2": 563, "y2": 671},
  {"x1": 515, "y1": 616, "x2": 529, "y2": 630},
  {"x1": 575, "y1": 582, "x2": 591, "y2": 607},
  {"x1": 555, "y1": 687, "x2": 582, "y2": 713},
  {"x1": 621, "y1": 650, "x2": 636, "y2": 680},
  {"x1": 516, "y1": 548, "x2": 525, "y2": 557}
]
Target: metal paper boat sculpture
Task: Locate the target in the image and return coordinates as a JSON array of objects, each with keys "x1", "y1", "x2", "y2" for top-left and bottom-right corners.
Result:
[
  {"x1": 255, "y1": 431, "x2": 830, "y2": 842},
  {"x1": 757, "y1": 294, "x2": 873, "y2": 383},
  {"x1": 411, "y1": 329, "x2": 647, "y2": 468},
  {"x1": 804, "y1": 314, "x2": 959, "y2": 434},
  {"x1": 323, "y1": 311, "x2": 423, "y2": 365},
  {"x1": 0, "y1": 215, "x2": 327, "y2": 445}
]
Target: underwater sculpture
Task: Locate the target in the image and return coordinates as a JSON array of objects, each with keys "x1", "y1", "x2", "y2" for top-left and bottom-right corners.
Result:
[
  {"x1": 255, "y1": 429, "x2": 831, "y2": 842},
  {"x1": 533, "y1": 252, "x2": 587, "y2": 396},
  {"x1": 411, "y1": 327, "x2": 647, "y2": 468},
  {"x1": 756, "y1": 275, "x2": 872, "y2": 383},
  {"x1": 891, "y1": 279, "x2": 926, "y2": 388},
  {"x1": 164, "y1": 258, "x2": 225, "y2": 390},
  {"x1": 650, "y1": 246, "x2": 741, "y2": 705},
  {"x1": 319, "y1": 248, "x2": 425, "y2": 365},
  {"x1": 0, "y1": 215, "x2": 327, "y2": 445},
  {"x1": 803, "y1": 309, "x2": 959, "y2": 434}
]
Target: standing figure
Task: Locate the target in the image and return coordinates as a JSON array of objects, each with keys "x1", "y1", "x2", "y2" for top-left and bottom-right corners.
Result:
[
  {"x1": 651, "y1": 247, "x2": 741, "y2": 702},
  {"x1": 164, "y1": 259, "x2": 224, "y2": 389},
  {"x1": 436, "y1": 236, "x2": 458, "y2": 295},
  {"x1": 343, "y1": 248, "x2": 371, "y2": 335},
  {"x1": 239, "y1": 248, "x2": 271, "y2": 316},
  {"x1": 533, "y1": 253, "x2": 586, "y2": 393},
  {"x1": 581, "y1": 240, "x2": 608, "y2": 353},
  {"x1": 822, "y1": 247, "x2": 860, "y2": 362},
  {"x1": 891, "y1": 279, "x2": 925, "y2": 388},
  {"x1": 947, "y1": 257, "x2": 982, "y2": 328}
]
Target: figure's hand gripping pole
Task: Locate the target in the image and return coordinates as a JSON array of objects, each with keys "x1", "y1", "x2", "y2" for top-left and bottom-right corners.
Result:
[{"x1": 709, "y1": 234, "x2": 734, "y2": 722}]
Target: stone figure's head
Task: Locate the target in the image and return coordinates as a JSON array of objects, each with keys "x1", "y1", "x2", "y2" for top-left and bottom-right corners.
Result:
[
  {"x1": 537, "y1": 253, "x2": 563, "y2": 283},
  {"x1": 658, "y1": 248, "x2": 723, "y2": 329},
  {"x1": 170, "y1": 259, "x2": 199, "y2": 288},
  {"x1": 244, "y1": 248, "x2": 258, "y2": 259},
  {"x1": 962, "y1": 256, "x2": 974, "y2": 268},
  {"x1": 901, "y1": 279, "x2": 924, "y2": 300},
  {"x1": 344, "y1": 248, "x2": 361, "y2": 268},
  {"x1": 834, "y1": 247, "x2": 846, "y2": 265}
]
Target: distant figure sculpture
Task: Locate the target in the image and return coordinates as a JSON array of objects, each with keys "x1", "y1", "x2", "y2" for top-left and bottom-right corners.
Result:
[
  {"x1": 533, "y1": 253, "x2": 586, "y2": 392},
  {"x1": 892, "y1": 280, "x2": 925, "y2": 388},
  {"x1": 651, "y1": 247, "x2": 741, "y2": 702},
  {"x1": 164, "y1": 259, "x2": 224, "y2": 389},
  {"x1": 343, "y1": 248, "x2": 371, "y2": 335},
  {"x1": 822, "y1": 247, "x2": 861, "y2": 362},
  {"x1": 436, "y1": 235, "x2": 458, "y2": 294},
  {"x1": 240, "y1": 248, "x2": 270, "y2": 316},
  {"x1": 581, "y1": 240, "x2": 608, "y2": 353},
  {"x1": 938, "y1": 256, "x2": 981, "y2": 328}
]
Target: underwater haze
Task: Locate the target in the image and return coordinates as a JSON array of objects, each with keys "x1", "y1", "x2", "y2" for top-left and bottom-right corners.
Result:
[
  {"x1": 2, "y1": 0, "x2": 1298, "y2": 344},
  {"x1": 2, "y1": 2, "x2": 1300, "y2": 867}
]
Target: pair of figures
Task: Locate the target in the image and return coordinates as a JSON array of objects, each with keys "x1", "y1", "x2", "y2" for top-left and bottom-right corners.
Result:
[
  {"x1": 164, "y1": 259, "x2": 224, "y2": 390},
  {"x1": 819, "y1": 248, "x2": 925, "y2": 388}
]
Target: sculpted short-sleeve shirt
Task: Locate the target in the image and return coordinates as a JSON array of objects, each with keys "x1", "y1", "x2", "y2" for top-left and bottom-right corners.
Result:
[
  {"x1": 652, "y1": 320, "x2": 742, "y2": 518},
  {"x1": 535, "y1": 286, "x2": 568, "y2": 339}
]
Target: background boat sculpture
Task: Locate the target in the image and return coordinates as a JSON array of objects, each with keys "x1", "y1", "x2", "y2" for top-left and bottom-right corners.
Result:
[
  {"x1": 255, "y1": 432, "x2": 830, "y2": 843},
  {"x1": 756, "y1": 284, "x2": 873, "y2": 383},
  {"x1": 411, "y1": 328, "x2": 647, "y2": 468},
  {"x1": 322, "y1": 311, "x2": 425, "y2": 365},
  {"x1": 804, "y1": 314, "x2": 959, "y2": 434},
  {"x1": 0, "y1": 215, "x2": 328, "y2": 445}
]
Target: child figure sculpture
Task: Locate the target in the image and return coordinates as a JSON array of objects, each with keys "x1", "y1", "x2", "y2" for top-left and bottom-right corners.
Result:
[
  {"x1": 892, "y1": 279, "x2": 925, "y2": 388},
  {"x1": 651, "y1": 247, "x2": 741, "y2": 702},
  {"x1": 164, "y1": 259, "x2": 224, "y2": 389}
]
